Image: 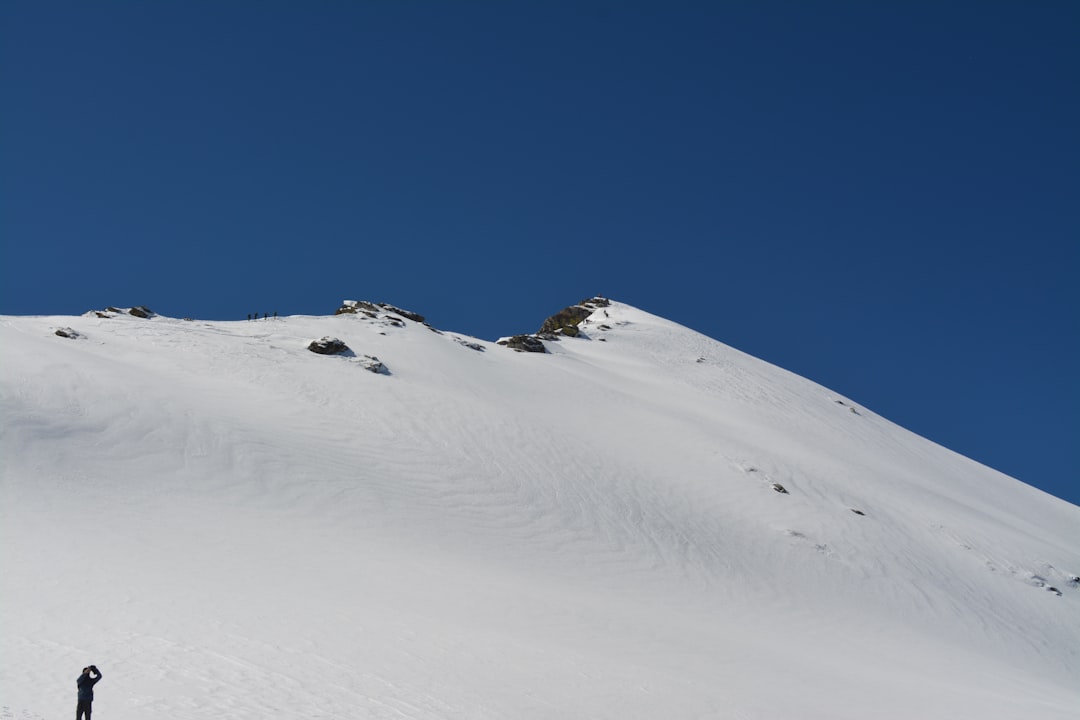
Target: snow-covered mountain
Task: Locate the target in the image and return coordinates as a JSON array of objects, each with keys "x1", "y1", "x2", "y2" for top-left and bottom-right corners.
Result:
[{"x1": 2, "y1": 299, "x2": 1077, "y2": 720}]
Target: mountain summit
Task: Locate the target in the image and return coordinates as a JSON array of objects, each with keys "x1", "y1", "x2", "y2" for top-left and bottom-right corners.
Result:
[{"x1": 2, "y1": 299, "x2": 1077, "y2": 719}]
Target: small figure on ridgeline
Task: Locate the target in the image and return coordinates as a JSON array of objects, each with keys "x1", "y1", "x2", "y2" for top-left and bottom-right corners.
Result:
[
  {"x1": 77, "y1": 665, "x2": 102, "y2": 720},
  {"x1": 247, "y1": 314, "x2": 251, "y2": 321}
]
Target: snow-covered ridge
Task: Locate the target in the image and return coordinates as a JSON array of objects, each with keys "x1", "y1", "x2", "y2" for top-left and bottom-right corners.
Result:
[{"x1": 2, "y1": 299, "x2": 1078, "y2": 719}]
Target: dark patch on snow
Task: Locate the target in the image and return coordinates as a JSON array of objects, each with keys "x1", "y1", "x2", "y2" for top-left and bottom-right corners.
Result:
[
  {"x1": 308, "y1": 337, "x2": 351, "y2": 355},
  {"x1": 354, "y1": 355, "x2": 386, "y2": 374},
  {"x1": 498, "y1": 335, "x2": 547, "y2": 353},
  {"x1": 538, "y1": 305, "x2": 594, "y2": 336},
  {"x1": 453, "y1": 337, "x2": 485, "y2": 352},
  {"x1": 336, "y1": 300, "x2": 425, "y2": 324}
]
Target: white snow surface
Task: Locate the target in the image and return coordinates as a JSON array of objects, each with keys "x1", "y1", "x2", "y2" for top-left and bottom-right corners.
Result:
[{"x1": 1, "y1": 302, "x2": 1077, "y2": 719}]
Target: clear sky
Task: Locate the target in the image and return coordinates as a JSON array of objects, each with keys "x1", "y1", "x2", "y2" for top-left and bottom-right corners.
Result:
[{"x1": 2, "y1": 1, "x2": 1077, "y2": 505}]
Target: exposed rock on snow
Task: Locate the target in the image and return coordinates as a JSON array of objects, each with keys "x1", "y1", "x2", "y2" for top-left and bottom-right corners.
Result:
[
  {"x1": 350, "y1": 354, "x2": 385, "y2": 373},
  {"x1": 538, "y1": 304, "x2": 594, "y2": 336},
  {"x1": 497, "y1": 296, "x2": 613, "y2": 349},
  {"x1": 537, "y1": 296, "x2": 610, "y2": 337},
  {"x1": 381, "y1": 303, "x2": 425, "y2": 324},
  {"x1": 307, "y1": 336, "x2": 350, "y2": 355},
  {"x1": 336, "y1": 299, "x2": 425, "y2": 324},
  {"x1": 336, "y1": 300, "x2": 381, "y2": 318},
  {"x1": 453, "y1": 337, "x2": 485, "y2": 352},
  {"x1": 498, "y1": 334, "x2": 547, "y2": 353},
  {"x1": 54, "y1": 327, "x2": 80, "y2": 339},
  {"x1": 88, "y1": 306, "x2": 156, "y2": 319}
]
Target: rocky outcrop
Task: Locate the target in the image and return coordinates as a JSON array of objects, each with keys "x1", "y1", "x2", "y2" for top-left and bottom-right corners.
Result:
[
  {"x1": 55, "y1": 327, "x2": 80, "y2": 339},
  {"x1": 453, "y1": 337, "x2": 486, "y2": 352},
  {"x1": 497, "y1": 296, "x2": 612, "y2": 353},
  {"x1": 90, "y1": 306, "x2": 155, "y2": 319},
  {"x1": 537, "y1": 296, "x2": 610, "y2": 336},
  {"x1": 336, "y1": 300, "x2": 425, "y2": 324},
  {"x1": 498, "y1": 335, "x2": 547, "y2": 353},
  {"x1": 308, "y1": 337, "x2": 350, "y2": 355},
  {"x1": 356, "y1": 355, "x2": 385, "y2": 373},
  {"x1": 381, "y1": 304, "x2": 425, "y2": 324}
]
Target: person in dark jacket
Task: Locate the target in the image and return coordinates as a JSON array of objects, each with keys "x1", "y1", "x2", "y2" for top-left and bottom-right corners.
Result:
[{"x1": 76, "y1": 665, "x2": 102, "y2": 720}]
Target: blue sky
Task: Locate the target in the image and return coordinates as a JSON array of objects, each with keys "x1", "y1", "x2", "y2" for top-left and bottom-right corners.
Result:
[{"x1": 2, "y1": 1, "x2": 1077, "y2": 505}]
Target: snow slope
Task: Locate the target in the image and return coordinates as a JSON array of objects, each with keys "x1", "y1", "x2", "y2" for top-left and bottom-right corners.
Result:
[{"x1": 2, "y1": 300, "x2": 1077, "y2": 719}]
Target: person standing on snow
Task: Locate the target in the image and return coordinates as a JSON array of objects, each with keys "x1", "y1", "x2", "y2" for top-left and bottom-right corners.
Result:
[{"x1": 77, "y1": 665, "x2": 102, "y2": 720}]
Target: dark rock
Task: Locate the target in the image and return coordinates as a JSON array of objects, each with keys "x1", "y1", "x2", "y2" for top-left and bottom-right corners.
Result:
[
  {"x1": 771, "y1": 483, "x2": 789, "y2": 494},
  {"x1": 454, "y1": 338, "x2": 485, "y2": 352},
  {"x1": 336, "y1": 300, "x2": 381, "y2": 317},
  {"x1": 129, "y1": 306, "x2": 155, "y2": 319},
  {"x1": 358, "y1": 355, "x2": 384, "y2": 373},
  {"x1": 336, "y1": 300, "x2": 425, "y2": 323},
  {"x1": 851, "y1": 509, "x2": 866, "y2": 516},
  {"x1": 503, "y1": 297, "x2": 612, "y2": 349},
  {"x1": 499, "y1": 335, "x2": 547, "y2": 353},
  {"x1": 308, "y1": 336, "x2": 350, "y2": 355},
  {"x1": 380, "y1": 304, "x2": 425, "y2": 323},
  {"x1": 538, "y1": 304, "x2": 594, "y2": 335},
  {"x1": 1047, "y1": 586, "x2": 1062, "y2": 596},
  {"x1": 55, "y1": 327, "x2": 80, "y2": 339}
]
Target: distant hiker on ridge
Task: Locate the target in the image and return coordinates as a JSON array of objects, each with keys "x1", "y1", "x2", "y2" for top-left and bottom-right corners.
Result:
[{"x1": 77, "y1": 665, "x2": 102, "y2": 720}]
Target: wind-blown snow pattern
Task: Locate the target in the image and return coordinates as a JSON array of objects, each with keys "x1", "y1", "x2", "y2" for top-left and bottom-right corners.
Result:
[{"x1": 1, "y1": 301, "x2": 1077, "y2": 719}]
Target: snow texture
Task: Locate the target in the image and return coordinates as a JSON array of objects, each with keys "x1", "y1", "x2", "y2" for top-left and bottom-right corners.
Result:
[{"x1": 1, "y1": 302, "x2": 1077, "y2": 719}]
